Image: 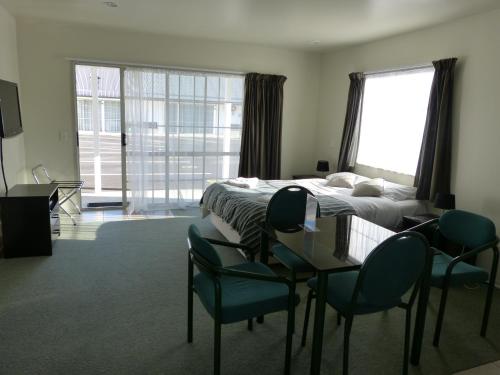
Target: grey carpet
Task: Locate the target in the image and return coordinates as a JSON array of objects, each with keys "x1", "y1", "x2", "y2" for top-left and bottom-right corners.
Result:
[{"x1": 0, "y1": 214, "x2": 499, "y2": 375}]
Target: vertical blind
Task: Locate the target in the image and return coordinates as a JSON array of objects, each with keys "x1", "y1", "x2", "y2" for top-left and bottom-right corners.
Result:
[{"x1": 124, "y1": 68, "x2": 244, "y2": 212}]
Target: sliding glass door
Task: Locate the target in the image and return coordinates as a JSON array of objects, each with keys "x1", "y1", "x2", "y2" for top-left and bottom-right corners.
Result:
[
  {"x1": 124, "y1": 68, "x2": 243, "y2": 212},
  {"x1": 74, "y1": 64, "x2": 126, "y2": 209}
]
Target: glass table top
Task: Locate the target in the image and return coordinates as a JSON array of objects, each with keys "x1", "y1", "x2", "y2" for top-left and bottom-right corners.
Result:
[{"x1": 267, "y1": 215, "x2": 396, "y2": 271}]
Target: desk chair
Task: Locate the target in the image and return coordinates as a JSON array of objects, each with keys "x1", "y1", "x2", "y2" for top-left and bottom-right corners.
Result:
[
  {"x1": 187, "y1": 224, "x2": 299, "y2": 375},
  {"x1": 409, "y1": 209, "x2": 499, "y2": 347},
  {"x1": 301, "y1": 231, "x2": 431, "y2": 375},
  {"x1": 32, "y1": 164, "x2": 84, "y2": 225}
]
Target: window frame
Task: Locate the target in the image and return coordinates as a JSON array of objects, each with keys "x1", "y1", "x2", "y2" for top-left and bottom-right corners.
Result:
[{"x1": 354, "y1": 66, "x2": 434, "y2": 176}]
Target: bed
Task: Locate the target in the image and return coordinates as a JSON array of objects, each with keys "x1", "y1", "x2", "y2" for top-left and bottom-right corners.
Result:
[{"x1": 200, "y1": 176, "x2": 427, "y2": 255}]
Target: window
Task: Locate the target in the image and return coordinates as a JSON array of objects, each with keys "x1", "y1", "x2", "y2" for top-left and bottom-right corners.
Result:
[
  {"x1": 356, "y1": 68, "x2": 434, "y2": 175},
  {"x1": 76, "y1": 98, "x2": 93, "y2": 132},
  {"x1": 124, "y1": 68, "x2": 244, "y2": 209},
  {"x1": 103, "y1": 100, "x2": 121, "y2": 133}
]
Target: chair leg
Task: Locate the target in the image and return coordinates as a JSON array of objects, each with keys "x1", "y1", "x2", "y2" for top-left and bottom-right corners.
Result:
[
  {"x1": 247, "y1": 319, "x2": 253, "y2": 331},
  {"x1": 337, "y1": 311, "x2": 342, "y2": 326},
  {"x1": 301, "y1": 289, "x2": 313, "y2": 347},
  {"x1": 284, "y1": 291, "x2": 295, "y2": 375},
  {"x1": 481, "y1": 250, "x2": 498, "y2": 337},
  {"x1": 257, "y1": 316, "x2": 264, "y2": 324},
  {"x1": 403, "y1": 308, "x2": 412, "y2": 375},
  {"x1": 214, "y1": 318, "x2": 221, "y2": 375},
  {"x1": 433, "y1": 286, "x2": 449, "y2": 347},
  {"x1": 290, "y1": 271, "x2": 296, "y2": 335},
  {"x1": 187, "y1": 256, "x2": 194, "y2": 343},
  {"x1": 343, "y1": 316, "x2": 353, "y2": 375}
]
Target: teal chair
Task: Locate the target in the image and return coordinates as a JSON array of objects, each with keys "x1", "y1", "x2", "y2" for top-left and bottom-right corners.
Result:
[
  {"x1": 267, "y1": 185, "x2": 318, "y2": 286},
  {"x1": 187, "y1": 224, "x2": 299, "y2": 375},
  {"x1": 262, "y1": 186, "x2": 318, "y2": 328},
  {"x1": 409, "y1": 209, "x2": 499, "y2": 347},
  {"x1": 301, "y1": 231, "x2": 431, "y2": 375}
]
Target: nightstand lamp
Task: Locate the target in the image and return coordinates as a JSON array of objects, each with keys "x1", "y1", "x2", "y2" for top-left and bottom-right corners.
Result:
[
  {"x1": 434, "y1": 192, "x2": 455, "y2": 213},
  {"x1": 316, "y1": 160, "x2": 330, "y2": 178}
]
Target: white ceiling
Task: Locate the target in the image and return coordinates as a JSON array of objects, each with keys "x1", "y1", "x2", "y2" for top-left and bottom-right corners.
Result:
[{"x1": 1, "y1": 0, "x2": 500, "y2": 50}]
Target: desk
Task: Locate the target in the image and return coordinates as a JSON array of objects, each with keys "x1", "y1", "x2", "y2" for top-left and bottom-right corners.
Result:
[
  {"x1": 0, "y1": 184, "x2": 60, "y2": 257},
  {"x1": 259, "y1": 215, "x2": 432, "y2": 374}
]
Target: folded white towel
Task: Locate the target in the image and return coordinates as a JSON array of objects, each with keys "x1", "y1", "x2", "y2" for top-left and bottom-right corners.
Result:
[{"x1": 223, "y1": 177, "x2": 259, "y2": 189}]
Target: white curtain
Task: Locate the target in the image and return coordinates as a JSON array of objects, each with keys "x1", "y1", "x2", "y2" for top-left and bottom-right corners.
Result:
[{"x1": 124, "y1": 67, "x2": 243, "y2": 213}]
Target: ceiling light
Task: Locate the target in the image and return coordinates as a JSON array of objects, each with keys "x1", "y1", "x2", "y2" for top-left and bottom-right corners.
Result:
[
  {"x1": 309, "y1": 40, "x2": 321, "y2": 46},
  {"x1": 103, "y1": 1, "x2": 118, "y2": 7}
]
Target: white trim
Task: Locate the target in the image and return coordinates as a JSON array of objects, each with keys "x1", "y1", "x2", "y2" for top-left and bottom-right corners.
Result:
[
  {"x1": 364, "y1": 63, "x2": 434, "y2": 77},
  {"x1": 66, "y1": 57, "x2": 245, "y2": 77}
]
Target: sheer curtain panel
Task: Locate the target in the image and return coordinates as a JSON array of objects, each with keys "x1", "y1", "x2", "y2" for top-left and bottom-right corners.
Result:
[{"x1": 124, "y1": 68, "x2": 244, "y2": 212}]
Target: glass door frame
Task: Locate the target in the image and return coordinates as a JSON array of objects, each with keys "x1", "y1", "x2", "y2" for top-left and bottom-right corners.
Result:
[{"x1": 71, "y1": 61, "x2": 127, "y2": 210}]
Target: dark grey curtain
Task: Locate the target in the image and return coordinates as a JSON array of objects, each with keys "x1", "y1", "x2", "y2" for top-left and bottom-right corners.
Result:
[
  {"x1": 414, "y1": 58, "x2": 457, "y2": 200},
  {"x1": 238, "y1": 73, "x2": 287, "y2": 179},
  {"x1": 337, "y1": 72, "x2": 366, "y2": 172}
]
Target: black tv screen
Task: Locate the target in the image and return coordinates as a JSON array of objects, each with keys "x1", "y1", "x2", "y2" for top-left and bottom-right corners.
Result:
[{"x1": 0, "y1": 79, "x2": 23, "y2": 138}]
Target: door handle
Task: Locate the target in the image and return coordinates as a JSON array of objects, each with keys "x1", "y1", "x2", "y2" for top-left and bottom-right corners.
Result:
[{"x1": 121, "y1": 133, "x2": 127, "y2": 146}]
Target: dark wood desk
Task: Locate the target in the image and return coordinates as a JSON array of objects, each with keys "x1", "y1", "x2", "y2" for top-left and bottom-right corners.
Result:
[
  {"x1": 259, "y1": 215, "x2": 432, "y2": 374},
  {"x1": 0, "y1": 184, "x2": 60, "y2": 257}
]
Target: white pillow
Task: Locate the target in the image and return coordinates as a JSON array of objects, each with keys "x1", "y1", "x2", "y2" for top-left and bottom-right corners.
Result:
[
  {"x1": 325, "y1": 172, "x2": 357, "y2": 188},
  {"x1": 383, "y1": 181, "x2": 417, "y2": 201},
  {"x1": 352, "y1": 178, "x2": 384, "y2": 197}
]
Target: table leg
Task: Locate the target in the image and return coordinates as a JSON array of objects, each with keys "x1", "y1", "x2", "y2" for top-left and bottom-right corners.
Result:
[
  {"x1": 257, "y1": 228, "x2": 269, "y2": 324},
  {"x1": 310, "y1": 271, "x2": 328, "y2": 375},
  {"x1": 260, "y1": 229, "x2": 269, "y2": 265},
  {"x1": 410, "y1": 252, "x2": 432, "y2": 365}
]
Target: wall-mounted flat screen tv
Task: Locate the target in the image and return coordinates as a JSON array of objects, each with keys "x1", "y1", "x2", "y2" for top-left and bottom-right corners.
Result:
[{"x1": 0, "y1": 79, "x2": 23, "y2": 138}]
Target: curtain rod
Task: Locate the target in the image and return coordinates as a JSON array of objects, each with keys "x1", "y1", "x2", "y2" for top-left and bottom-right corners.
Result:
[
  {"x1": 364, "y1": 63, "x2": 433, "y2": 76},
  {"x1": 65, "y1": 57, "x2": 245, "y2": 76}
]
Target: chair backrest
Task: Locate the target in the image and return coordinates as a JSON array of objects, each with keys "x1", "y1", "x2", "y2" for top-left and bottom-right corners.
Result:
[
  {"x1": 188, "y1": 224, "x2": 222, "y2": 268},
  {"x1": 32, "y1": 164, "x2": 53, "y2": 184},
  {"x1": 438, "y1": 209, "x2": 497, "y2": 250},
  {"x1": 266, "y1": 185, "x2": 318, "y2": 233},
  {"x1": 353, "y1": 231, "x2": 429, "y2": 309}
]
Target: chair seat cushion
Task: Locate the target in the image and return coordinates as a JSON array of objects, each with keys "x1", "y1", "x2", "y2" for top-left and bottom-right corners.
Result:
[
  {"x1": 272, "y1": 244, "x2": 316, "y2": 273},
  {"x1": 307, "y1": 271, "x2": 401, "y2": 315},
  {"x1": 194, "y1": 262, "x2": 299, "y2": 324},
  {"x1": 431, "y1": 253, "x2": 489, "y2": 288}
]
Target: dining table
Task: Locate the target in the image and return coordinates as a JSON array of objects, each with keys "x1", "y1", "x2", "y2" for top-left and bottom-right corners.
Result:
[{"x1": 258, "y1": 214, "x2": 432, "y2": 375}]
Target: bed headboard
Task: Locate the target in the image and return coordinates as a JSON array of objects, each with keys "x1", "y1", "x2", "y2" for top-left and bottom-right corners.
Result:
[{"x1": 354, "y1": 164, "x2": 414, "y2": 186}]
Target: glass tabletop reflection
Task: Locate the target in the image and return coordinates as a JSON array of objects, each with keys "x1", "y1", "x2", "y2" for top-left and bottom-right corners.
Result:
[{"x1": 267, "y1": 215, "x2": 396, "y2": 271}]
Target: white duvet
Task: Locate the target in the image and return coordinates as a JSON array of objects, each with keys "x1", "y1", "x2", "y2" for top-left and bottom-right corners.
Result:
[{"x1": 290, "y1": 178, "x2": 427, "y2": 229}]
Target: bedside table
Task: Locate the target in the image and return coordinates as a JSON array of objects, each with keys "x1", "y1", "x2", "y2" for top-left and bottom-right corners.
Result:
[
  {"x1": 401, "y1": 213, "x2": 439, "y2": 231},
  {"x1": 292, "y1": 174, "x2": 320, "y2": 180}
]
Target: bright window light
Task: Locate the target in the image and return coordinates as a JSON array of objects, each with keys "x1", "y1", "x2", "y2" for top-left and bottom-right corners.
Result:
[{"x1": 356, "y1": 68, "x2": 434, "y2": 175}]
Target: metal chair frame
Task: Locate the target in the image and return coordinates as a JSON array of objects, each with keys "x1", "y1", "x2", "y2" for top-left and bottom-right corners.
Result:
[
  {"x1": 301, "y1": 231, "x2": 432, "y2": 375},
  {"x1": 260, "y1": 185, "x2": 318, "y2": 327},
  {"x1": 32, "y1": 164, "x2": 84, "y2": 225},
  {"x1": 409, "y1": 218, "x2": 499, "y2": 347},
  {"x1": 187, "y1": 236, "x2": 295, "y2": 375}
]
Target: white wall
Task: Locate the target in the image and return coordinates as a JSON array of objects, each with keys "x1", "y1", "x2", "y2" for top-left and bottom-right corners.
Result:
[
  {"x1": 317, "y1": 9, "x2": 500, "y2": 275},
  {"x1": 16, "y1": 18, "x2": 320, "y2": 181},
  {"x1": 0, "y1": 4, "x2": 26, "y2": 192}
]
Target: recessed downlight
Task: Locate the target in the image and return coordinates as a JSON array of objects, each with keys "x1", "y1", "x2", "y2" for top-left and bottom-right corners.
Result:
[{"x1": 103, "y1": 1, "x2": 118, "y2": 8}]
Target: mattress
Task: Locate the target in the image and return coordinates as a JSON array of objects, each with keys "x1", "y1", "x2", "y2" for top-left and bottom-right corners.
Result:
[{"x1": 201, "y1": 178, "x2": 427, "y2": 253}]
